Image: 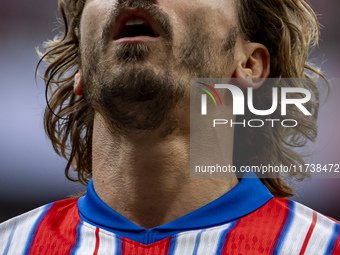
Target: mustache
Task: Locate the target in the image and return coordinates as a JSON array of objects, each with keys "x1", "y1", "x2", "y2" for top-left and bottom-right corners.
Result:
[{"x1": 102, "y1": 0, "x2": 173, "y2": 47}]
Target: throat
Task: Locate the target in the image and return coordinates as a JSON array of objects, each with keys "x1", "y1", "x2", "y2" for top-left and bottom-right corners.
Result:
[
  {"x1": 92, "y1": 164, "x2": 238, "y2": 229},
  {"x1": 91, "y1": 112, "x2": 238, "y2": 229}
]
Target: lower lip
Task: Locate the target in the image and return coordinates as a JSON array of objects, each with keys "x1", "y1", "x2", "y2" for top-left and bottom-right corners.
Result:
[{"x1": 115, "y1": 36, "x2": 158, "y2": 44}]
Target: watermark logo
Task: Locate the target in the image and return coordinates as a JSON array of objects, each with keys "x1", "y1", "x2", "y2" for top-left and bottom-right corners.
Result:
[
  {"x1": 198, "y1": 83, "x2": 312, "y2": 116},
  {"x1": 190, "y1": 78, "x2": 336, "y2": 179},
  {"x1": 196, "y1": 82, "x2": 223, "y2": 115}
]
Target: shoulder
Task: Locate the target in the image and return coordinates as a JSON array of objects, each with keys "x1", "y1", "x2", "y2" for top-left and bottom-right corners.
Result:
[
  {"x1": 220, "y1": 198, "x2": 340, "y2": 254},
  {"x1": 268, "y1": 198, "x2": 340, "y2": 254},
  {"x1": 0, "y1": 198, "x2": 79, "y2": 255}
]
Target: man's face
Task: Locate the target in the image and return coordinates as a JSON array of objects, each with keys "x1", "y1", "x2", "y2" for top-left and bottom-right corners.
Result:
[{"x1": 79, "y1": 0, "x2": 239, "y2": 133}]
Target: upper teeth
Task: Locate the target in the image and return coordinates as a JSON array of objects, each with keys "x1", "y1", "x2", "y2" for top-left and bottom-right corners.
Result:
[{"x1": 125, "y1": 19, "x2": 147, "y2": 26}]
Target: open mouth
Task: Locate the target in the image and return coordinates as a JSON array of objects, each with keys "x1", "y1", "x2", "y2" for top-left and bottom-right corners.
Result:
[
  {"x1": 119, "y1": 19, "x2": 157, "y2": 38},
  {"x1": 114, "y1": 9, "x2": 161, "y2": 41}
]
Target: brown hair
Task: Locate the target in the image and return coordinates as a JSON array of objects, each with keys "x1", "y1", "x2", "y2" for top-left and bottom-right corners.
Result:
[
  {"x1": 234, "y1": 0, "x2": 326, "y2": 196},
  {"x1": 37, "y1": 0, "x2": 325, "y2": 196}
]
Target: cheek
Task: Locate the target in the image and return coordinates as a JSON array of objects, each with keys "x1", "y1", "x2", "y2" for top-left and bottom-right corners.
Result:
[
  {"x1": 80, "y1": 1, "x2": 113, "y2": 43},
  {"x1": 159, "y1": 0, "x2": 237, "y2": 41}
]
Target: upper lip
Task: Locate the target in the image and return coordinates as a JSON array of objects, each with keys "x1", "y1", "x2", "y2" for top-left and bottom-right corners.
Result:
[{"x1": 113, "y1": 8, "x2": 161, "y2": 40}]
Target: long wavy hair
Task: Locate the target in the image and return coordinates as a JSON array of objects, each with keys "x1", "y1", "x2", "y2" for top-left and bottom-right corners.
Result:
[{"x1": 37, "y1": 0, "x2": 326, "y2": 197}]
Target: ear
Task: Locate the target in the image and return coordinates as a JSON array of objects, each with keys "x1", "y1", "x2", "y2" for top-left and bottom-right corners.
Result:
[
  {"x1": 74, "y1": 72, "x2": 83, "y2": 96},
  {"x1": 233, "y1": 42, "x2": 270, "y2": 89}
]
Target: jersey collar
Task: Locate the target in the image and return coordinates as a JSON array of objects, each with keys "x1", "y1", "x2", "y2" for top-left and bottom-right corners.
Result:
[{"x1": 78, "y1": 172, "x2": 273, "y2": 232}]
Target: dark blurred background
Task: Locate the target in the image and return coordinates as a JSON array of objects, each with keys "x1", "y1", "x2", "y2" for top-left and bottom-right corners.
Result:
[{"x1": 0, "y1": 1, "x2": 340, "y2": 223}]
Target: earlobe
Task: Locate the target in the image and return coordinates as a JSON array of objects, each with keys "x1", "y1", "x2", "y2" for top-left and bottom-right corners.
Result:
[
  {"x1": 74, "y1": 72, "x2": 83, "y2": 96},
  {"x1": 233, "y1": 43, "x2": 270, "y2": 90}
]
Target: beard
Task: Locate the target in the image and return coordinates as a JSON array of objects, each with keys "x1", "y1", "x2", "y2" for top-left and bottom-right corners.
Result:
[
  {"x1": 81, "y1": 38, "x2": 183, "y2": 134},
  {"x1": 80, "y1": 0, "x2": 237, "y2": 134},
  {"x1": 86, "y1": 63, "x2": 182, "y2": 134}
]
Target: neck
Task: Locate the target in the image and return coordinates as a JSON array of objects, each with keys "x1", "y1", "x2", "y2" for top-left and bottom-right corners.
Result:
[{"x1": 92, "y1": 110, "x2": 238, "y2": 229}]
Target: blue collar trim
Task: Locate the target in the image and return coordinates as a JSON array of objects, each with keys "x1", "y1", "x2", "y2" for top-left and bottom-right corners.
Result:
[{"x1": 78, "y1": 172, "x2": 273, "y2": 243}]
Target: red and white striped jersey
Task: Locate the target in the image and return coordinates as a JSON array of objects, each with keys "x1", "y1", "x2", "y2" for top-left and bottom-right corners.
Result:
[{"x1": 1, "y1": 175, "x2": 339, "y2": 255}]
